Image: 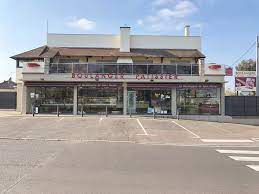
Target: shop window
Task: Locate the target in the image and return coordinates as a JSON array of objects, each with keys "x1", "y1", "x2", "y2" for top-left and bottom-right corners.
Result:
[
  {"x1": 148, "y1": 65, "x2": 162, "y2": 74},
  {"x1": 78, "y1": 86, "x2": 123, "y2": 114},
  {"x1": 133, "y1": 65, "x2": 148, "y2": 74},
  {"x1": 130, "y1": 89, "x2": 171, "y2": 114},
  {"x1": 176, "y1": 88, "x2": 220, "y2": 115},
  {"x1": 27, "y1": 87, "x2": 73, "y2": 114},
  {"x1": 163, "y1": 65, "x2": 177, "y2": 74}
]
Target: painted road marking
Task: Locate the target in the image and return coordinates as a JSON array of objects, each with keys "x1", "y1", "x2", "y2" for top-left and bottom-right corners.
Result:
[
  {"x1": 136, "y1": 118, "x2": 148, "y2": 135},
  {"x1": 229, "y1": 156, "x2": 259, "y2": 162},
  {"x1": 136, "y1": 119, "x2": 156, "y2": 136},
  {"x1": 246, "y1": 165, "x2": 259, "y2": 171},
  {"x1": 172, "y1": 121, "x2": 200, "y2": 139},
  {"x1": 99, "y1": 117, "x2": 103, "y2": 123},
  {"x1": 216, "y1": 150, "x2": 259, "y2": 154},
  {"x1": 201, "y1": 139, "x2": 254, "y2": 143},
  {"x1": 251, "y1": 138, "x2": 259, "y2": 141},
  {"x1": 57, "y1": 117, "x2": 64, "y2": 122},
  {"x1": 18, "y1": 117, "x2": 28, "y2": 120}
]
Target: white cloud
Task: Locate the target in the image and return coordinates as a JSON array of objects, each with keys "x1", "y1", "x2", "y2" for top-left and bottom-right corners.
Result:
[
  {"x1": 137, "y1": 19, "x2": 143, "y2": 25},
  {"x1": 152, "y1": 0, "x2": 177, "y2": 6},
  {"x1": 137, "y1": 0, "x2": 199, "y2": 32},
  {"x1": 66, "y1": 17, "x2": 96, "y2": 31}
]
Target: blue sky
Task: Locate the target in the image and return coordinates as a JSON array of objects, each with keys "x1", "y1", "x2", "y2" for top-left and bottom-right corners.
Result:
[{"x1": 1, "y1": 0, "x2": 259, "y2": 89}]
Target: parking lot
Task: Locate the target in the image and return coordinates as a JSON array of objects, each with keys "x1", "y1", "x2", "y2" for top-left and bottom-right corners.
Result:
[
  {"x1": 0, "y1": 114, "x2": 259, "y2": 193},
  {"x1": 0, "y1": 115, "x2": 259, "y2": 146}
]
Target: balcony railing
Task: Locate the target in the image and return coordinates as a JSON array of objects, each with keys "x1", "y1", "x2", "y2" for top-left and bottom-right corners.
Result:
[{"x1": 49, "y1": 63, "x2": 200, "y2": 76}]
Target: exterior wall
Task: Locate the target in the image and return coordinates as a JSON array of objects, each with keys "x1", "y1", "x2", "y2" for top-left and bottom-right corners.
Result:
[
  {"x1": 47, "y1": 34, "x2": 120, "y2": 48},
  {"x1": 21, "y1": 84, "x2": 27, "y2": 114},
  {"x1": 47, "y1": 34, "x2": 201, "y2": 51},
  {"x1": 131, "y1": 35, "x2": 201, "y2": 51},
  {"x1": 120, "y1": 27, "x2": 130, "y2": 52},
  {"x1": 16, "y1": 83, "x2": 22, "y2": 112},
  {"x1": 21, "y1": 73, "x2": 225, "y2": 83},
  {"x1": 221, "y1": 85, "x2": 225, "y2": 115},
  {"x1": 171, "y1": 88, "x2": 177, "y2": 116}
]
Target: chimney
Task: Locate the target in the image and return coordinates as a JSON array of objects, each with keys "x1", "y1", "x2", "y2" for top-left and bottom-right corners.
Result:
[
  {"x1": 120, "y1": 26, "x2": 130, "y2": 52},
  {"x1": 184, "y1": 25, "x2": 190, "y2": 36}
]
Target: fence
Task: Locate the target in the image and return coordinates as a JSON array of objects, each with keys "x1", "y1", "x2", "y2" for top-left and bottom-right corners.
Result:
[
  {"x1": 0, "y1": 92, "x2": 17, "y2": 109},
  {"x1": 225, "y1": 96, "x2": 259, "y2": 116}
]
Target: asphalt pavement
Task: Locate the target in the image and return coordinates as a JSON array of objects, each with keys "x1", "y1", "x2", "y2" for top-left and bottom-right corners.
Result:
[{"x1": 0, "y1": 115, "x2": 259, "y2": 193}]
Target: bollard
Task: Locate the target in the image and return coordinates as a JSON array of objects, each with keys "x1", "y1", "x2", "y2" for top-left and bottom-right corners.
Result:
[
  {"x1": 57, "y1": 105, "x2": 59, "y2": 117},
  {"x1": 105, "y1": 106, "x2": 108, "y2": 117},
  {"x1": 177, "y1": 108, "x2": 180, "y2": 120},
  {"x1": 81, "y1": 106, "x2": 84, "y2": 117},
  {"x1": 130, "y1": 108, "x2": 132, "y2": 118},
  {"x1": 32, "y1": 105, "x2": 35, "y2": 117},
  {"x1": 153, "y1": 108, "x2": 156, "y2": 119}
]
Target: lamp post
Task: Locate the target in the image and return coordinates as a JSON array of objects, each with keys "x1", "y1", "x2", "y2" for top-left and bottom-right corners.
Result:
[{"x1": 256, "y1": 36, "x2": 259, "y2": 96}]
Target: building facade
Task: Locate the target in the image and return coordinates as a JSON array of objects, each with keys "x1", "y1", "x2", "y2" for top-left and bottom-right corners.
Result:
[{"x1": 12, "y1": 26, "x2": 225, "y2": 116}]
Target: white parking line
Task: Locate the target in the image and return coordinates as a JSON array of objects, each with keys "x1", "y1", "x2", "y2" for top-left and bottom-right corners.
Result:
[
  {"x1": 229, "y1": 156, "x2": 259, "y2": 162},
  {"x1": 19, "y1": 117, "x2": 28, "y2": 120},
  {"x1": 216, "y1": 150, "x2": 259, "y2": 154},
  {"x1": 251, "y1": 138, "x2": 259, "y2": 141},
  {"x1": 201, "y1": 139, "x2": 254, "y2": 143},
  {"x1": 172, "y1": 121, "x2": 200, "y2": 138},
  {"x1": 99, "y1": 117, "x2": 103, "y2": 123},
  {"x1": 246, "y1": 165, "x2": 259, "y2": 171},
  {"x1": 57, "y1": 117, "x2": 64, "y2": 122},
  {"x1": 136, "y1": 118, "x2": 148, "y2": 135}
]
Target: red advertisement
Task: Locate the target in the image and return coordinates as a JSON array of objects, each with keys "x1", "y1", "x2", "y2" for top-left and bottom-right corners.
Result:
[{"x1": 235, "y1": 77, "x2": 256, "y2": 92}]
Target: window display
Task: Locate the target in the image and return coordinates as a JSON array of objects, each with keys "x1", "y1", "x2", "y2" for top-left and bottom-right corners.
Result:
[{"x1": 177, "y1": 88, "x2": 220, "y2": 115}]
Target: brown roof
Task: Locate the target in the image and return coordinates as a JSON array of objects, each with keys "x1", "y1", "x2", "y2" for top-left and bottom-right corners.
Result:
[
  {"x1": 0, "y1": 78, "x2": 16, "y2": 89},
  {"x1": 11, "y1": 46, "x2": 205, "y2": 59}
]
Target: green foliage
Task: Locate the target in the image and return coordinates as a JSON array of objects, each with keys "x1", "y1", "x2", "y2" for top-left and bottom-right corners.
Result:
[{"x1": 235, "y1": 59, "x2": 256, "y2": 71}]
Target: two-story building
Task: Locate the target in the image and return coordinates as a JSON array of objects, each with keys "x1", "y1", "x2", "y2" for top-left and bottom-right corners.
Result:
[{"x1": 11, "y1": 26, "x2": 225, "y2": 116}]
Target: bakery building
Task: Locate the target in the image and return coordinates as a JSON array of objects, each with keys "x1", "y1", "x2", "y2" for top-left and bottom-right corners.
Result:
[{"x1": 11, "y1": 26, "x2": 225, "y2": 116}]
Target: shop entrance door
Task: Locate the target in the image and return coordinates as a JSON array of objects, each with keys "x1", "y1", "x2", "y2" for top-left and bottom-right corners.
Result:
[{"x1": 128, "y1": 91, "x2": 136, "y2": 114}]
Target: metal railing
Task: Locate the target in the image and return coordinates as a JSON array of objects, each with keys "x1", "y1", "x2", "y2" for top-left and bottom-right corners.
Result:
[{"x1": 49, "y1": 63, "x2": 200, "y2": 76}]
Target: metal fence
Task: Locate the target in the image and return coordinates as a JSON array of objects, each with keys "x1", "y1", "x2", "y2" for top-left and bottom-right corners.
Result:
[
  {"x1": 49, "y1": 63, "x2": 199, "y2": 76},
  {"x1": 0, "y1": 92, "x2": 17, "y2": 109},
  {"x1": 225, "y1": 96, "x2": 259, "y2": 116}
]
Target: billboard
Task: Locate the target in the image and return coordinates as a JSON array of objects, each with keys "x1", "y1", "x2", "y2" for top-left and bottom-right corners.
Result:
[
  {"x1": 22, "y1": 62, "x2": 45, "y2": 74},
  {"x1": 235, "y1": 71, "x2": 256, "y2": 92},
  {"x1": 204, "y1": 64, "x2": 225, "y2": 76}
]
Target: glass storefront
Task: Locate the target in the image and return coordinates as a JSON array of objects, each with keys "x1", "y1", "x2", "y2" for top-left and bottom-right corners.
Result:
[
  {"x1": 27, "y1": 87, "x2": 73, "y2": 114},
  {"x1": 78, "y1": 84, "x2": 123, "y2": 114},
  {"x1": 128, "y1": 89, "x2": 171, "y2": 115},
  {"x1": 176, "y1": 88, "x2": 220, "y2": 115},
  {"x1": 25, "y1": 84, "x2": 221, "y2": 116}
]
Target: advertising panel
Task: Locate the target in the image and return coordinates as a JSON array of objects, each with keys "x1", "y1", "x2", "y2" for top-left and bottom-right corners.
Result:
[
  {"x1": 22, "y1": 62, "x2": 45, "y2": 74},
  {"x1": 235, "y1": 71, "x2": 256, "y2": 92},
  {"x1": 204, "y1": 64, "x2": 225, "y2": 75},
  {"x1": 235, "y1": 77, "x2": 256, "y2": 92}
]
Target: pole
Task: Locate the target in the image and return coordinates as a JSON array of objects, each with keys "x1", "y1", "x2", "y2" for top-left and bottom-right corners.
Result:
[
  {"x1": 256, "y1": 35, "x2": 259, "y2": 96},
  {"x1": 57, "y1": 105, "x2": 59, "y2": 117}
]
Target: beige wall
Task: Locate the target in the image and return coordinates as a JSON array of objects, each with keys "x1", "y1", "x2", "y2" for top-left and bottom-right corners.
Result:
[{"x1": 47, "y1": 33, "x2": 201, "y2": 51}]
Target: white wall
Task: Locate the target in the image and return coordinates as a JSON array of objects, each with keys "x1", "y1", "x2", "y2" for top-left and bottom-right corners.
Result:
[
  {"x1": 131, "y1": 35, "x2": 201, "y2": 51},
  {"x1": 47, "y1": 34, "x2": 120, "y2": 48},
  {"x1": 47, "y1": 33, "x2": 202, "y2": 51},
  {"x1": 120, "y1": 27, "x2": 130, "y2": 52}
]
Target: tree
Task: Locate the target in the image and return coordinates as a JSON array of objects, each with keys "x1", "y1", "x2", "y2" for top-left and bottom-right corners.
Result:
[{"x1": 235, "y1": 59, "x2": 256, "y2": 71}]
